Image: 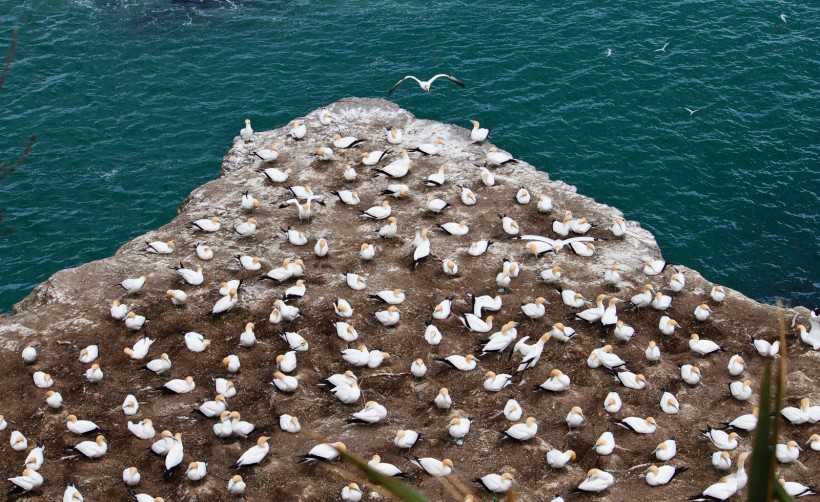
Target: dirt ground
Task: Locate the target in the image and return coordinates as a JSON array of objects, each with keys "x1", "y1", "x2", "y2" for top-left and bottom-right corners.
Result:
[{"x1": 1, "y1": 98, "x2": 817, "y2": 501}]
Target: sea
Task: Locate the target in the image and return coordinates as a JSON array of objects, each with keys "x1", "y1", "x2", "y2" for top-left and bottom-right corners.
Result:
[{"x1": 0, "y1": 0, "x2": 817, "y2": 313}]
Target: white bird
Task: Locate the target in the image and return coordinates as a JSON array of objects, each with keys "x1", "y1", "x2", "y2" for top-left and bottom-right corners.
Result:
[
  {"x1": 146, "y1": 240, "x2": 174, "y2": 254},
  {"x1": 73, "y1": 435, "x2": 107, "y2": 459},
  {"x1": 394, "y1": 429, "x2": 420, "y2": 449},
  {"x1": 537, "y1": 369, "x2": 571, "y2": 392},
  {"x1": 279, "y1": 414, "x2": 301, "y2": 434},
  {"x1": 252, "y1": 144, "x2": 280, "y2": 162},
  {"x1": 342, "y1": 164, "x2": 358, "y2": 181},
  {"x1": 124, "y1": 337, "x2": 153, "y2": 360},
  {"x1": 45, "y1": 390, "x2": 62, "y2": 409},
  {"x1": 389, "y1": 74, "x2": 465, "y2": 93},
  {"x1": 458, "y1": 312, "x2": 494, "y2": 333},
  {"x1": 483, "y1": 371, "x2": 512, "y2": 392},
  {"x1": 84, "y1": 364, "x2": 103, "y2": 383},
  {"x1": 780, "y1": 479, "x2": 818, "y2": 498},
  {"x1": 332, "y1": 190, "x2": 361, "y2": 206},
  {"x1": 434, "y1": 388, "x2": 452, "y2": 409},
  {"x1": 313, "y1": 237, "x2": 330, "y2": 257},
  {"x1": 299, "y1": 442, "x2": 345, "y2": 463},
  {"x1": 283, "y1": 227, "x2": 308, "y2": 246},
  {"x1": 614, "y1": 416, "x2": 657, "y2": 434},
  {"x1": 486, "y1": 146, "x2": 517, "y2": 166},
  {"x1": 239, "y1": 118, "x2": 253, "y2": 141},
  {"x1": 360, "y1": 150, "x2": 388, "y2": 167},
  {"x1": 162, "y1": 376, "x2": 195, "y2": 394},
  {"x1": 364, "y1": 455, "x2": 404, "y2": 479},
  {"x1": 386, "y1": 127, "x2": 403, "y2": 144},
  {"x1": 411, "y1": 359, "x2": 427, "y2": 378},
  {"x1": 66, "y1": 414, "x2": 102, "y2": 435},
  {"x1": 441, "y1": 258, "x2": 459, "y2": 276},
  {"x1": 595, "y1": 431, "x2": 616, "y2": 455},
  {"x1": 568, "y1": 216, "x2": 593, "y2": 234},
  {"x1": 120, "y1": 276, "x2": 146, "y2": 294},
  {"x1": 125, "y1": 311, "x2": 147, "y2": 331},
  {"x1": 435, "y1": 354, "x2": 476, "y2": 371},
  {"x1": 330, "y1": 382, "x2": 361, "y2": 404},
  {"x1": 643, "y1": 259, "x2": 667, "y2": 275},
  {"x1": 725, "y1": 408, "x2": 758, "y2": 431},
  {"x1": 659, "y1": 316, "x2": 679, "y2": 336},
  {"x1": 359, "y1": 243, "x2": 376, "y2": 261},
  {"x1": 274, "y1": 351, "x2": 297, "y2": 375},
  {"x1": 272, "y1": 371, "x2": 298, "y2": 393},
  {"x1": 654, "y1": 440, "x2": 677, "y2": 461},
  {"x1": 425, "y1": 165, "x2": 447, "y2": 187},
  {"x1": 368, "y1": 288, "x2": 405, "y2": 304},
  {"x1": 516, "y1": 187, "x2": 531, "y2": 204},
  {"x1": 501, "y1": 399, "x2": 522, "y2": 422},
  {"x1": 235, "y1": 436, "x2": 271, "y2": 467},
  {"x1": 645, "y1": 465, "x2": 687, "y2": 487},
  {"x1": 165, "y1": 289, "x2": 188, "y2": 306},
  {"x1": 122, "y1": 466, "x2": 140, "y2": 487},
  {"x1": 558, "y1": 288, "x2": 585, "y2": 308},
  {"x1": 424, "y1": 195, "x2": 450, "y2": 214},
  {"x1": 341, "y1": 483, "x2": 363, "y2": 501},
  {"x1": 20, "y1": 345, "x2": 37, "y2": 364},
  {"x1": 548, "y1": 322, "x2": 577, "y2": 343},
  {"x1": 808, "y1": 434, "x2": 820, "y2": 451},
  {"x1": 466, "y1": 240, "x2": 490, "y2": 257},
  {"x1": 645, "y1": 341, "x2": 661, "y2": 361},
  {"x1": 432, "y1": 297, "x2": 452, "y2": 320},
  {"x1": 344, "y1": 272, "x2": 367, "y2": 291},
  {"x1": 604, "y1": 391, "x2": 622, "y2": 414},
  {"x1": 547, "y1": 449, "x2": 576, "y2": 469},
  {"x1": 261, "y1": 166, "x2": 290, "y2": 183},
  {"x1": 703, "y1": 429, "x2": 739, "y2": 450},
  {"x1": 480, "y1": 166, "x2": 496, "y2": 186},
  {"x1": 196, "y1": 395, "x2": 227, "y2": 418},
  {"x1": 374, "y1": 306, "x2": 400, "y2": 326},
  {"x1": 575, "y1": 469, "x2": 614, "y2": 493},
  {"x1": 540, "y1": 265, "x2": 563, "y2": 283},
  {"x1": 8, "y1": 468, "x2": 43, "y2": 494},
  {"x1": 191, "y1": 216, "x2": 220, "y2": 233},
  {"x1": 713, "y1": 451, "x2": 733, "y2": 471},
  {"x1": 447, "y1": 417, "x2": 471, "y2": 443},
  {"x1": 669, "y1": 270, "x2": 686, "y2": 292},
  {"x1": 469, "y1": 120, "x2": 489, "y2": 143},
  {"x1": 332, "y1": 133, "x2": 364, "y2": 149},
  {"x1": 411, "y1": 457, "x2": 454, "y2": 477},
  {"x1": 613, "y1": 321, "x2": 635, "y2": 343},
  {"x1": 424, "y1": 322, "x2": 443, "y2": 345},
  {"x1": 164, "y1": 433, "x2": 184, "y2": 478},
  {"x1": 680, "y1": 364, "x2": 702, "y2": 385},
  {"x1": 128, "y1": 419, "x2": 156, "y2": 440},
  {"x1": 660, "y1": 391, "x2": 680, "y2": 414},
  {"x1": 566, "y1": 406, "x2": 585, "y2": 430},
  {"x1": 615, "y1": 370, "x2": 646, "y2": 390},
  {"x1": 751, "y1": 337, "x2": 780, "y2": 357},
  {"x1": 122, "y1": 395, "x2": 139, "y2": 415},
  {"x1": 110, "y1": 299, "x2": 128, "y2": 320},
  {"x1": 781, "y1": 398, "x2": 811, "y2": 425},
  {"x1": 775, "y1": 440, "x2": 801, "y2": 463},
  {"x1": 186, "y1": 461, "x2": 207, "y2": 482},
  {"x1": 521, "y1": 297, "x2": 548, "y2": 319},
  {"x1": 289, "y1": 120, "x2": 306, "y2": 139},
  {"x1": 515, "y1": 333, "x2": 549, "y2": 373},
  {"x1": 689, "y1": 333, "x2": 723, "y2": 356},
  {"x1": 151, "y1": 430, "x2": 174, "y2": 456},
  {"x1": 691, "y1": 480, "x2": 738, "y2": 501},
  {"x1": 374, "y1": 151, "x2": 412, "y2": 178},
  {"x1": 652, "y1": 291, "x2": 672, "y2": 310},
  {"x1": 341, "y1": 345, "x2": 369, "y2": 366},
  {"x1": 184, "y1": 331, "x2": 210, "y2": 352},
  {"x1": 228, "y1": 412, "x2": 255, "y2": 438},
  {"x1": 796, "y1": 324, "x2": 820, "y2": 350},
  {"x1": 537, "y1": 193, "x2": 553, "y2": 213},
  {"x1": 711, "y1": 284, "x2": 726, "y2": 302},
  {"x1": 694, "y1": 303, "x2": 712, "y2": 321},
  {"x1": 175, "y1": 263, "x2": 203, "y2": 285},
  {"x1": 499, "y1": 214, "x2": 519, "y2": 235},
  {"x1": 227, "y1": 475, "x2": 246, "y2": 496},
  {"x1": 281, "y1": 331, "x2": 309, "y2": 351}
]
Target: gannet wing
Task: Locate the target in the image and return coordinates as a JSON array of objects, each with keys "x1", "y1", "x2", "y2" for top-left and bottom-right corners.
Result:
[
  {"x1": 389, "y1": 76, "x2": 420, "y2": 94},
  {"x1": 430, "y1": 74, "x2": 466, "y2": 88}
]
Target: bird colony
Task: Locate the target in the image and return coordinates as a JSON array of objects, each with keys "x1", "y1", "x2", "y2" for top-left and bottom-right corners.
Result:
[{"x1": 1, "y1": 97, "x2": 818, "y2": 501}]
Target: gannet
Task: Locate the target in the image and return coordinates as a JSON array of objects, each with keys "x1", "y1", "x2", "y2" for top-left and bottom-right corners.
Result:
[
  {"x1": 601, "y1": 298, "x2": 621, "y2": 327},
  {"x1": 332, "y1": 299, "x2": 354, "y2": 319},
  {"x1": 226, "y1": 475, "x2": 246, "y2": 496},
  {"x1": 616, "y1": 371, "x2": 646, "y2": 389},
  {"x1": 299, "y1": 441, "x2": 345, "y2": 463},
  {"x1": 341, "y1": 345, "x2": 369, "y2": 366},
  {"x1": 643, "y1": 259, "x2": 667, "y2": 275},
  {"x1": 122, "y1": 466, "x2": 140, "y2": 486},
  {"x1": 330, "y1": 382, "x2": 361, "y2": 404},
  {"x1": 779, "y1": 479, "x2": 818, "y2": 498},
  {"x1": 343, "y1": 272, "x2": 367, "y2": 291},
  {"x1": 655, "y1": 439, "x2": 677, "y2": 461},
  {"x1": 340, "y1": 164, "x2": 357, "y2": 181},
  {"x1": 277, "y1": 414, "x2": 300, "y2": 434},
  {"x1": 165, "y1": 289, "x2": 188, "y2": 306},
  {"x1": 566, "y1": 406, "x2": 585, "y2": 430},
  {"x1": 394, "y1": 429, "x2": 420, "y2": 449},
  {"x1": 128, "y1": 419, "x2": 156, "y2": 440},
  {"x1": 358, "y1": 242, "x2": 376, "y2": 261},
  {"x1": 468, "y1": 239, "x2": 492, "y2": 256},
  {"x1": 385, "y1": 127, "x2": 403, "y2": 144},
  {"x1": 289, "y1": 120, "x2": 306, "y2": 139},
  {"x1": 309, "y1": 237, "x2": 328, "y2": 257},
  {"x1": 645, "y1": 465, "x2": 687, "y2": 487},
  {"x1": 456, "y1": 312, "x2": 494, "y2": 333},
  {"x1": 281, "y1": 331, "x2": 309, "y2": 351},
  {"x1": 441, "y1": 258, "x2": 459, "y2": 275},
  {"x1": 162, "y1": 376, "x2": 195, "y2": 394},
  {"x1": 480, "y1": 166, "x2": 496, "y2": 186},
  {"x1": 191, "y1": 216, "x2": 220, "y2": 233},
  {"x1": 380, "y1": 184, "x2": 410, "y2": 200},
  {"x1": 713, "y1": 451, "x2": 732, "y2": 471},
  {"x1": 411, "y1": 359, "x2": 427, "y2": 378},
  {"x1": 146, "y1": 240, "x2": 174, "y2": 254},
  {"x1": 552, "y1": 213, "x2": 573, "y2": 236},
  {"x1": 19, "y1": 345, "x2": 37, "y2": 365},
  {"x1": 603, "y1": 265, "x2": 622, "y2": 286},
  {"x1": 151, "y1": 430, "x2": 174, "y2": 455},
  {"x1": 282, "y1": 227, "x2": 307, "y2": 245},
  {"x1": 660, "y1": 391, "x2": 680, "y2": 414},
  {"x1": 272, "y1": 300, "x2": 300, "y2": 321},
  {"x1": 615, "y1": 416, "x2": 657, "y2": 434},
  {"x1": 184, "y1": 332, "x2": 210, "y2": 352},
  {"x1": 751, "y1": 337, "x2": 780, "y2": 357},
  {"x1": 547, "y1": 323, "x2": 576, "y2": 343},
  {"x1": 630, "y1": 284, "x2": 655, "y2": 309},
  {"x1": 595, "y1": 431, "x2": 616, "y2": 455},
  {"x1": 164, "y1": 433, "x2": 184, "y2": 478},
  {"x1": 721, "y1": 452, "x2": 749, "y2": 489},
  {"x1": 110, "y1": 299, "x2": 128, "y2": 320},
  {"x1": 438, "y1": 220, "x2": 468, "y2": 237},
  {"x1": 368, "y1": 289, "x2": 405, "y2": 304},
  {"x1": 120, "y1": 276, "x2": 146, "y2": 294},
  {"x1": 8, "y1": 468, "x2": 43, "y2": 494},
  {"x1": 348, "y1": 401, "x2": 388, "y2": 424},
  {"x1": 573, "y1": 469, "x2": 614, "y2": 493},
  {"x1": 496, "y1": 271, "x2": 511, "y2": 289},
  {"x1": 537, "y1": 369, "x2": 571, "y2": 392},
  {"x1": 474, "y1": 472, "x2": 513, "y2": 494},
  {"x1": 429, "y1": 299, "x2": 452, "y2": 322},
  {"x1": 691, "y1": 480, "x2": 738, "y2": 501},
  {"x1": 331, "y1": 190, "x2": 360, "y2": 205},
  {"x1": 341, "y1": 483, "x2": 363, "y2": 501},
  {"x1": 711, "y1": 284, "x2": 726, "y2": 302},
  {"x1": 239, "y1": 118, "x2": 253, "y2": 142},
  {"x1": 573, "y1": 294, "x2": 605, "y2": 324},
  {"x1": 796, "y1": 324, "x2": 820, "y2": 350},
  {"x1": 776, "y1": 440, "x2": 801, "y2": 463},
  {"x1": 703, "y1": 429, "x2": 739, "y2": 450},
  {"x1": 410, "y1": 138, "x2": 443, "y2": 156},
  {"x1": 125, "y1": 311, "x2": 147, "y2": 331},
  {"x1": 125, "y1": 337, "x2": 154, "y2": 360},
  {"x1": 646, "y1": 341, "x2": 661, "y2": 361},
  {"x1": 84, "y1": 363, "x2": 103, "y2": 383},
  {"x1": 184, "y1": 462, "x2": 207, "y2": 482},
  {"x1": 378, "y1": 217, "x2": 398, "y2": 239},
  {"x1": 8, "y1": 431, "x2": 26, "y2": 452},
  {"x1": 389, "y1": 74, "x2": 465, "y2": 93},
  {"x1": 360, "y1": 150, "x2": 389, "y2": 167},
  {"x1": 541, "y1": 265, "x2": 563, "y2": 283},
  {"x1": 501, "y1": 398, "x2": 522, "y2": 422},
  {"x1": 610, "y1": 217, "x2": 626, "y2": 236},
  {"x1": 434, "y1": 387, "x2": 452, "y2": 409},
  {"x1": 234, "y1": 217, "x2": 257, "y2": 237},
  {"x1": 435, "y1": 354, "x2": 477, "y2": 371},
  {"x1": 44, "y1": 390, "x2": 62, "y2": 409},
  {"x1": 261, "y1": 258, "x2": 294, "y2": 282},
  {"x1": 228, "y1": 412, "x2": 255, "y2": 437},
  {"x1": 547, "y1": 449, "x2": 577, "y2": 469},
  {"x1": 568, "y1": 216, "x2": 593, "y2": 234},
  {"x1": 424, "y1": 194, "x2": 450, "y2": 214},
  {"x1": 411, "y1": 457, "x2": 454, "y2": 477},
  {"x1": 499, "y1": 214, "x2": 519, "y2": 235},
  {"x1": 498, "y1": 416, "x2": 536, "y2": 441},
  {"x1": 261, "y1": 166, "x2": 290, "y2": 183},
  {"x1": 240, "y1": 191, "x2": 260, "y2": 212},
  {"x1": 724, "y1": 407, "x2": 758, "y2": 431},
  {"x1": 360, "y1": 200, "x2": 392, "y2": 220},
  {"x1": 122, "y1": 395, "x2": 139, "y2": 415},
  {"x1": 486, "y1": 147, "x2": 517, "y2": 166},
  {"x1": 66, "y1": 415, "x2": 102, "y2": 435},
  {"x1": 690, "y1": 333, "x2": 723, "y2": 356},
  {"x1": 222, "y1": 354, "x2": 242, "y2": 374},
  {"x1": 569, "y1": 240, "x2": 595, "y2": 256},
  {"x1": 196, "y1": 395, "x2": 227, "y2": 418},
  {"x1": 212, "y1": 413, "x2": 231, "y2": 438},
  {"x1": 367, "y1": 455, "x2": 406, "y2": 478},
  {"x1": 693, "y1": 303, "x2": 712, "y2": 322},
  {"x1": 652, "y1": 291, "x2": 672, "y2": 310},
  {"x1": 413, "y1": 228, "x2": 431, "y2": 268},
  {"x1": 680, "y1": 364, "x2": 701, "y2": 385},
  {"x1": 175, "y1": 263, "x2": 204, "y2": 285},
  {"x1": 468, "y1": 120, "x2": 489, "y2": 143},
  {"x1": 593, "y1": 345, "x2": 627, "y2": 369},
  {"x1": 479, "y1": 328, "x2": 516, "y2": 355},
  {"x1": 558, "y1": 288, "x2": 586, "y2": 308},
  {"x1": 808, "y1": 434, "x2": 820, "y2": 451},
  {"x1": 253, "y1": 144, "x2": 278, "y2": 162},
  {"x1": 272, "y1": 371, "x2": 298, "y2": 392},
  {"x1": 331, "y1": 134, "x2": 363, "y2": 149},
  {"x1": 373, "y1": 151, "x2": 411, "y2": 178},
  {"x1": 214, "y1": 378, "x2": 236, "y2": 398},
  {"x1": 73, "y1": 435, "x2": 107, "y2": 459},
  {"x1": 781, "y1": 398, "x2": 811, "y2": 425},
  {"x1": 483, "y1": 372, "x2": 512, "y2": 392},
  {"x1": 424, "y1": 322, "x2": 443, "y2": 345},
  {"x1": 520, "y1": 297, "x2": 547, "y2": 320},
  {"x1": 515, "y1": 334, "x2": 549, "y2": 373},
  {"x1": 604, "y1": 391, "x2": 622, "y2": 413}
]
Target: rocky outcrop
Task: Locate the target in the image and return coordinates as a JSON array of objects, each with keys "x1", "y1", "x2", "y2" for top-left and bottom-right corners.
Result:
[{"x1": 1, "y1": 97, "x2": 817, "y2": 501}]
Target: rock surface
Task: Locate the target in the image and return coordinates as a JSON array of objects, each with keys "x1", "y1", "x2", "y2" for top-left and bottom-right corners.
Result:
[{"x1": 1, "y1": 97, "x2": 817, "y2": 501}]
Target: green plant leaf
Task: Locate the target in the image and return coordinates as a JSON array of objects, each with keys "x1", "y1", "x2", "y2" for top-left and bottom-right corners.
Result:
[
  {"x1": 748, "y1": 359, "x2": 773, "y2": 502},
  {"x1": 773, "y1": 480, "x2": 795, "y2": 502}
]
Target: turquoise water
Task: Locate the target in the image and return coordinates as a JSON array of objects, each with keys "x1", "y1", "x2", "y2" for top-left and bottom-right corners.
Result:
[{"x1": 0, "y1": 0, "x2": 817, "y2": 312}]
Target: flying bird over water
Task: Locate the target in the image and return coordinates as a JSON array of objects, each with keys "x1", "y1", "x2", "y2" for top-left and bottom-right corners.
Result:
[{"x1": 389, "y1": 74, "x2": 466, "y2": 94}]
